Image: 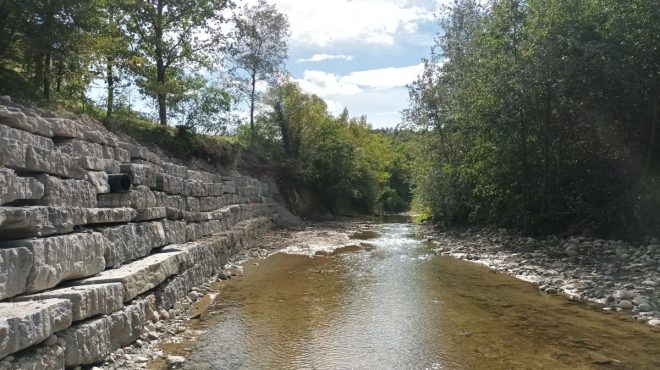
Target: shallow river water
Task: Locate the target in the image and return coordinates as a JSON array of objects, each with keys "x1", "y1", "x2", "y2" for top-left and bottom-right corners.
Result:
[{"x1": 156, "y1": 219, "x2": 660, "y2": 369}]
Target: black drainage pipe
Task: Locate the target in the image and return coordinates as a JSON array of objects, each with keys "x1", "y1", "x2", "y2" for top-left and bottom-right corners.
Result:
[{"x1": 107, "y1": 173, "x2": 131, "y2": 193}]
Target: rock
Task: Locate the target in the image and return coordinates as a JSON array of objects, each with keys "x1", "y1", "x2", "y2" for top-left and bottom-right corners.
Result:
[
  {"x1": 159, "y1": 309, "x2": 170, "y2": 320},
  {"x1": 161, "y1": 220, "x2": 187, "y2": 244},
  {"x1": 85, "y1": 171, "x2": 110, "y2": 194},
  {"x1": 60, "y1": 295, "x2": 155, "y2": 366},
  {"x1": 120, "y1": 163, "x2": 158, "y2": 188},
  {"x1": 43, "y1": 335, "x2": 59, "y2": 346},
  {"x1": 648, "y1": 319, "x2": 660, "y2": 327},
  {"x1": 78, "y1": 156, "x2": 120, "y2": 174},
  {"x1": 33, "y1": 175, "x2": 97, "y2": 208},
  {"x1": 0, "y1": 106, "x2": 53, "y2": 136},
  {"x1": 637, "y1": 303, "x2": 652, "y2": 312},
  {"x1": 167, "y1": 356, "x2": 186, "y2": 366},
  {"x1": 0, "y1": 122, "x2": 54, "y2": 149},
  {"x1": 156, "y1": 173, "x2": 185, "y2": 195},
  {"x1": 617, "y1": 290, "x2": 635, "y2": 300},
  {"x1": 0, "y1": 247, "x2": 32, "y2": 300},
  {"x1": 565, "y1": 245, "x2": 578, "y2": 256},
  {"x1": 0, "y1": 168, "x2": 45, "y2": 205},
  {"x1": 147, "y1": 331, "x2": 160, "y2": 340},
  {"x1": 1, "y1": 232, "x2": 107, "y2": 293},
  {"x1": 618, "y1": 300, "x2": 634, "y2": 309},
  {"x1": 133, "y1": 207, "x2": 167, "y2": 222},
  {"x1": 1, "y1": 342, "x2": 64, "y2": 370},
  {"x1": 100, "y1": 221, "x2": 167, "y2": 267},
  {"x1": 83, "y1": 208, "x2": 137, "y2": 225},
  {"x1": 74, "y1": 250, "x2": 188, "y2": 302},
  {"x1": 544, "y1": 287, "x2": 558, "y2": 295},
  {"x1": 0, "y1": 206, "x2": 77, "y2": 238},
  {"x1": 0, "y1": 299, "x2": 73, "y2": 359},
  {"x1": 15, "y1": 283, "x2": 125, "y2": 321},
  {"x1": 25, "y1": 145, "x2": 85, "y2": 179}
]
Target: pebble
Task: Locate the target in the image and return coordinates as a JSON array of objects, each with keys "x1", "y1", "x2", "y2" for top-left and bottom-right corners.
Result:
[
  {"x1": 167, "y1": 356, "x2": 186, "y2": 365},
  {"x1": 159, "y1": 309, "x2": 170, "y2": 320},
  {"x1": 648, "y1": 319, "x2": 660, "y2": 327},
  {"x1": 618, "y1": 300, "x2": 634, "y2": 309},
  {"x1": 637, "y1": 303, "x2": 652, "y2": 312}
]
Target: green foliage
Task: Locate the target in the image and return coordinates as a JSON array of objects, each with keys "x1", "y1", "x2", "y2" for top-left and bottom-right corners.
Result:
[
  {"x1": 253, "y1": 81, "x2": 413, "y2": 215},
  {"x1": 406, "y1": 0, "x2": 660, "y2": 238}
]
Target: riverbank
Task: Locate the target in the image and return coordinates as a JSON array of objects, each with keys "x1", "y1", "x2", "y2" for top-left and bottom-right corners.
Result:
[{"x1": 421, "y1": 225, "x2": 660, "y2": 326}]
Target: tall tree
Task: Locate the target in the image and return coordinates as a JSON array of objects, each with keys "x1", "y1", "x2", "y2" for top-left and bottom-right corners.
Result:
[
  {"x1": 124, "y1": 0, "x2": 231, "y2": 126},
  {"x1": 227, "y1": 0, "x2": 289, "y2": 143}
]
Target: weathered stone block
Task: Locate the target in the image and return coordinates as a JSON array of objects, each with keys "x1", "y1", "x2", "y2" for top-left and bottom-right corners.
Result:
[
  {"x1": 16, "y1": 283, "x2": 124, "y2": 322},
  {"x1": 129, "y1": 185, "x2": 158, "y2": 209},
  {"x1": 0, "y1": 106, "x2": 53, "y2": 137},
  {"x1": 0, "y1": 139, "x2": 27, "y2": 170},
  {"x1": 48, "y1": 118, "x2": 84, "y2": 139},
  {"x1": 162, "y1": 163, "x2": 188, "y2": 178},
  {"x1": 186, "y1": 197, "x2": 200, "y2": 212},
  {"x1": 60, "y1": 295, "x2": 154, "y2": 366},
  {"x1": 75, "y1": 251, "x2": 188, "y2": 302},
  {"x1": 34, "y1": 175, "x2": 97, "y2": 208},
  {"x1": 25, "y1": 146, "x2": 84, "y2": 179},
  {"x1": 1, "y1": 342, "x2": 64, "y2": 370},
  {"x1": 96, "y1": 192, "x2": 131, "y2": 208},
  {"x1": 161, "y1": 219, "x2": 187, "y2": 245},
  {"x1": 0, "y1": 168, "x2": 44, "y2": 205},
  {"x1": 100, "y1": 221, "x2": 167, "y2": 267},
  {"x1": 0, "y1": 124, "x2": 54, "y2": 150},
  {"x1": 83, "y1": 207, "x2": 137, "y2": 225},
  {"x1": 85, "y1": 171, "x2": 110, "y2": 194},
  {"x1": 78, "y1": 156, "x2": 120, "y2": 173},
  {"x1": 156, "y1": 173, "x2": 185, "y2": 195},
  {"x1": 0, "y1": 299, "x2": 72, "y2": 359},
  {"x1": 113, "y1": 147, "x2": 130, "y2": 162},
  {"x1": 120, "y1": 163, "x2": 158, "y2": 188},
  {"x1": 0, "y1": 232, "x2": 107, "y2": 293},
  {"x1": 55, "y1": 139, "x2": 111, "y2": 159},
  {"x1": 0, "y1": 207, "x2": 75, "y2": 239},
  {"x1": 134, "y1": 207, "x2": 167, "y2": 222},
  {"x1": 0, "y1": 247, "x2": 32, "y2": 300}
]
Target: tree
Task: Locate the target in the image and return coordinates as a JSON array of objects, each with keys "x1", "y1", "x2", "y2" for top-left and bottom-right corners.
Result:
[
  {"x1": 124, "y1": 0, "x2": 231, "y2": 126},
  {"x1": 227, "y1": 0, "x2": 289, "y2": 143}
]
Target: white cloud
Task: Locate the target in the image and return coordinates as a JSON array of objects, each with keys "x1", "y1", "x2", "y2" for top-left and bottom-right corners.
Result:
[
  {"x1": 295, "y1": 64, "x2": 424, "y2": 97},
  {"x1": 268, "y1": 0, "x2": 435, "y2": 46},
  {"x1": 297, "y1": 54, "x2": 355, "y2": 63}
]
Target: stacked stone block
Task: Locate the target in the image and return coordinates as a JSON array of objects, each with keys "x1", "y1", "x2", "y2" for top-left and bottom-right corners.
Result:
[{"x1": 0, "y1": 97, "x2": 279, "y2": 369}]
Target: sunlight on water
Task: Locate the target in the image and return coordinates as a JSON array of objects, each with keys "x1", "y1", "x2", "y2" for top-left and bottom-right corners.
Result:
[{"x1": 154, "y1": 220, "x2": 660, "y2": 370}]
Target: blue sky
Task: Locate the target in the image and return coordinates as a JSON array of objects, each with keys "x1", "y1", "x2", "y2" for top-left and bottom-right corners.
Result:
[{"x1": 270, "y1": 0, "x2": 442, "y2": 128}]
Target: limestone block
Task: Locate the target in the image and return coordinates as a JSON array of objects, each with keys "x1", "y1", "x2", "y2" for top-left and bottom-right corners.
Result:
[
  {"x1": 100, "y1": 221, "x2": 167, "y2": 267},
  {"x1": 0, "y1": 139, "x2": 27, "y2": 170},
  {"x1": 186, "y1": 197, "x2": 200, "y2": 212},
  {"x1": 0, "y1": 232, "x2": 107, "y2": 293},
  {"x1": 0, "y1": 168, "x2": 44, "y2": 205},
  {"x1": 185, "y1": 181, "x2": 210, "y2": 197},
  {"x1": 48, "y1": 118, "x2": 84, "y2": 139},
  {"x1": 154, "y1": 264, "x2": 208, "y2": 310},
  {"x1": 134, "y1": 207, "x2": 167, "y2": 222},
  {"x1": 0, "y1": 247, "x2": 32, "y2": 300},
  {"x1": 82, "y1": 129, "x2": 118, "y2": 147},
  {"x1": 16, "y1": 283, "x2": 124, "y2": 322},
  {"x1": 128, "y1": 145, "x2": 158, "y2": 162},
  {"x1": 60, "y1": 295, "x2": 154, "y2": 366},
  {"x1": 78, "y1": 156, "x2": 120, "y2": 173},
  {"x1": 162, "y1": 163, "x2": 188, "y2": 178},
  {"x1": 85, "y1": 171, "x2": 110, "y2": 194},
  {"x1": 208, "y1": 183, "x2": 224, "y2": 196},
  {"x1": 165, "y1": 207, "x2": 183, "y2": 220},
  {"x1": 1, "y1": 342, "x2": 64, "y2": 370},
  {"x1": 0, "y1": 207, "x2": 75, "y2": 238},
  {"x1": 120, "y1": 163, "x2": 158, "y2": 188},
  {"x1": 0, "y1": 106, "x2": 53, "y2": 137},
  {"x1": 25, "y1": 146, "x2": 85, "y2": 179},
  {"x1": 0, "y1": 124, "x2": 54, "y2": 150},
  {"x1": 96, "y1": 192, "x2": 131, "y2": 208},
  {"x1": 186, "y1": 170, "x2": 221, "y2": 183},
  {"x1": 223, "y1": 184, "x2": 236, "y2": 194},
  {"x1": 156, "y1": 173, "x2": 185, "y2": 195},
  {"x1": 75, "y1": 251, "x2": 188, "y2": 302},
  {"x1": 83, "y1": 207, "x2": 137, "y2": 225},
  {"x1": 55, "y1": 139, "x2": 110, "y2": 159},
  {"x1": 129, "y1": 185, "x2": 158, "y2": 209},
  {"x1": 34, "y1": 175, "x2": 97, "y2": 208},
  {"x1": 0, "y1": 299, "x2": 72, "y2": 359},
  {"x1": 161, "y1": 219, "x2": 187, "y2": 245},
  {"x1": 113, "y1": 146, "x2": 130, "y2": 162}
]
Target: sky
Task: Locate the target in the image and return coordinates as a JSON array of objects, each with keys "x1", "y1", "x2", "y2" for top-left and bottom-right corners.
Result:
[{"x1": 272, "y1": 0, "x2": 442, "y2": 128}]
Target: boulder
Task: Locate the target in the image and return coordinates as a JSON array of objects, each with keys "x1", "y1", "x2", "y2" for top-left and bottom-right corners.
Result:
[{"x1": 0, "y1": 299, "x2": 72, "y2": 359}]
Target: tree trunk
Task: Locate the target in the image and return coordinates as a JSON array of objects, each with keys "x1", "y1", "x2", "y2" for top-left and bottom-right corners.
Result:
[
  {"x1": 43, "y1": 51, "x2": 51, "y2": 101},
  {"x1": 249, "y1": 68, "x2": 257, "y2": 144},
  {"x1": 106, "y1": 56, "x2": 114, "y2": 119},
  {"x1": 155, "y1": 0, "x2": 167, "y2": 126},
  {"x1": 55, "y1": 61, "x2": 63, "y2": 94}
]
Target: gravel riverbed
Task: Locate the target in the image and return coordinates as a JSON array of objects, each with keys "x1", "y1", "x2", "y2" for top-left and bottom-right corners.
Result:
[{"x1": 422, "y1": 226, "x2": 660, "y2": 327}]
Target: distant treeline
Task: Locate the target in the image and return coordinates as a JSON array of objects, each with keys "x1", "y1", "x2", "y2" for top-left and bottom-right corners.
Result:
[{"x1": 405, "y1": 0, "x2": 660, "y2": 238}]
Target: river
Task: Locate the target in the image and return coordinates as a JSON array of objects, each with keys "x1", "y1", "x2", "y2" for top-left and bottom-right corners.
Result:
[{"x1": 153, "y1": 217, "x2": 660, "y2": 369}]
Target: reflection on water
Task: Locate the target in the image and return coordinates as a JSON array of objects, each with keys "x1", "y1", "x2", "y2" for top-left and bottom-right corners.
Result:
[{"x1": 159, "y1": 221, "x2": 660, "y2": 370}]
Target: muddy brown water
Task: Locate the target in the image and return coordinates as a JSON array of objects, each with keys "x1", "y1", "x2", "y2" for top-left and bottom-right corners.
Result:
[{"x1": 154, "y1": 220, "x2": 660, "y2": 369}]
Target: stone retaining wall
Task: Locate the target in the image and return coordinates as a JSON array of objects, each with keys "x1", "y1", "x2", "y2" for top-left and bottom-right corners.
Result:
[{"x1": 0, "y1": 97, "x2": 280, "y2": 369}]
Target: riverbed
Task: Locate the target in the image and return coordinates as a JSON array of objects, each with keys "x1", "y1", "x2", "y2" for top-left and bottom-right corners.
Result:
[{"x1": 150, "y1": 218, "x2": 660, "y2": 369}]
